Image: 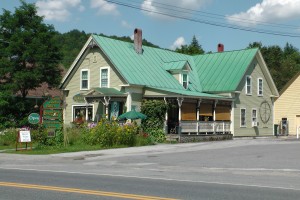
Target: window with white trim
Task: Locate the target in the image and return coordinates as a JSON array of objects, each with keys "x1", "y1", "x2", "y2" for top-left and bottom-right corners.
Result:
[
  {"x1": 100, "y1": 67, "x2": 109, "y2": 88},
  {"x1": 245, "y1": 76, "x2": 252, "y2": 95},
  {"x1": 81, "y1": 69, "x2": 89, "y2": 90},
  {"x1": 258, "y1": 78, "x2": 263, "y2": 96},
  {"x1": 240, "y1": 108, "x2": 246, "y2": 127},
  {"x1": 73, "y1": 105, "x2": 93, "y2": 122},
  {"x1": 252, "y1": 109, "x2": 257, "y2": 127},
  {"x1": 181, "y1": 73, "x2": 188, "y2": 89}
]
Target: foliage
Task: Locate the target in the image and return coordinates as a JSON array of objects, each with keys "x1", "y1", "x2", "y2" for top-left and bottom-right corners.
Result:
[
  {"x1": 84, "y1": 119, "x2": 138, "y2": 147},
  {"x1": 175, "y1": 35, "x2": 205, "y2": 55},
  {"x1": 141, "y1": 100, "x2": 168, "y2": 143},
  {"x1": 0, "y1": 1, "x2": 63, "y2": 98},
  {"x1": 54, "y1": 29, "x2": 89, "y2": 68},
  {"x1": 0, "y1": 128, "x2": 17, "y2": 146},
  {"x1": 147, "y1": 129, "x2": 166, "y2": 143},
  {"x1": 141, "y1": 99, "x2": 168, "y2": 131},
  {"x1": 136, "y1": 132, "x2": 155, "y2": 146},
  {"x1": 248, "y1": 42, "x2": 300, "y2": 91},
  {"x1": 0, "y1": 1, "x2": 62, "y2": 129}
]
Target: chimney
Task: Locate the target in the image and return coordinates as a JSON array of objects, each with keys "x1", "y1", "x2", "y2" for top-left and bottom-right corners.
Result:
[
  {"x1": 218, "y1": 43, "x2": 224, "y2": 52},
  {"x1": 134, "y1": 28, "x2": 142, "y2": 54}
]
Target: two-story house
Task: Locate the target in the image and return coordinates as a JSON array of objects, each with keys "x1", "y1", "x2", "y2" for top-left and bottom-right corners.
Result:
[{"x1": 59, "y1": 29, "x2": 279, "y2": 137}]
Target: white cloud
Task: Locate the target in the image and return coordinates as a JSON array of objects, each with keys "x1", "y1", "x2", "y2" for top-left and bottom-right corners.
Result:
[
  {"x1": 90, "y1": 0, "x2": 119, "y2": 15},
  {"x1": 227, "y1": 0, "x2": 300, "y2": 27},
  {"x1": 36, "y1": 0, "x2": 83, "y2": 22},
  {"x1": 170, "y1": 36, "x2": 186, "y2": 50},
  {"x1": 121, "y1": 20, "x2": 132, "y2": 29},
  {"x1": 141, "y1": 0, "x2": 211, "y2": 19}
]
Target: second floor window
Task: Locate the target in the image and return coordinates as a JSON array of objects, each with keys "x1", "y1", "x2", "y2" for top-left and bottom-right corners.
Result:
[
  {"x1": 100, "y1": 67, "x2": 109, "y2": 88},
  {"x1": 258, "y1": 78, "x2": 263, "y2": 96},
  {"x1": 246, "y1": 76, "x2": 252, "y2": 95},
  {"x1": 81, "y1": 70, "x2": 88, "y2": 90}
]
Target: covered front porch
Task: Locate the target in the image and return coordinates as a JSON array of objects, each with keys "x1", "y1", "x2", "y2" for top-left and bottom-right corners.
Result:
[{"x1": 162, "y1": 97, "x2": 233, "y2": 135}]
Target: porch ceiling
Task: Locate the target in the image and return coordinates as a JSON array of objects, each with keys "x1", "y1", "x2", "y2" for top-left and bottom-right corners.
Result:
[{"x1": 147, "y1": 87, "x2": 233, "y2": 100}]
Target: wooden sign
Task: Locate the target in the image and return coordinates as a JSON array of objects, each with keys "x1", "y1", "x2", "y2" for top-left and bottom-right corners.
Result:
[
  {"x1": 19, "y1": 130, "x2": 31, "y2": 142},
  {"x1": 16, "y1": 129, "x2": 32, "y2": 151}
]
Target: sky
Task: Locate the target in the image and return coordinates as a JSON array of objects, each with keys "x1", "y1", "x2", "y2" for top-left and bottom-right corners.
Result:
[{"x1": 1, "y1": 0, "x2": 300, "y2": 52}]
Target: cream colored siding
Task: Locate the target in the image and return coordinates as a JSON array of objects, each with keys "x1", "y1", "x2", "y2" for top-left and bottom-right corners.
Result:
[
  {"x1": 63, "y1": 47, "x2": 126, "y2": 125},
  {"x1": 234, "y1": 59, "x2": 274, "y2": 136},
  {"x1": 274, "y1": 75, "x2": 300, "y2": 135}
]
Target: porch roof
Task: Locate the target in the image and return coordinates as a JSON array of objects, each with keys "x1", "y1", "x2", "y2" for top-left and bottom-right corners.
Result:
[
  {"x1": 84, "y1": 87, "x2": 127, "y2": 97},
  {"x1": 148, "y1": 87, "x2": 232, "y2": 100}
]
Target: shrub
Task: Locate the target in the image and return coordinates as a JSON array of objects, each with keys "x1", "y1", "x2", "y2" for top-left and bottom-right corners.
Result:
[
  {"x1": 148, "y1": 129, "x2": 166, "y2": 143},
  {"x1": 0, "y1": 128, "x2": 17, "y2": 146},
  {"x1": 136, "y1": 132, "x2": 155, "y2": 146}
]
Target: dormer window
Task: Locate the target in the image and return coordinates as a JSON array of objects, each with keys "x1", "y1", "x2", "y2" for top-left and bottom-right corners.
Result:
[{"x1": 181, "y1": 73, "x2": 188, "y2": 89}]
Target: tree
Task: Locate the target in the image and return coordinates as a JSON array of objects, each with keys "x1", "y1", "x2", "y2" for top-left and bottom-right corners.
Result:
[
  {"x1": 175, "y1": 35, "x2": 204, "y2": 55},
  {"x1": 248, "y1": 42, "x2": 300, "y2": 91},
  {"x1": 0, "y1": 1, "x2": 62, "y2": 98},
  {"x1": 0, "y1": 1, "x2": 62, "y2": 128}
]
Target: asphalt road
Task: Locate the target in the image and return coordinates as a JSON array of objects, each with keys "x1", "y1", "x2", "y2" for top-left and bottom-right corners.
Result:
[{"x1": 1, "y1": 137, "x2": 300, "y2": 199}]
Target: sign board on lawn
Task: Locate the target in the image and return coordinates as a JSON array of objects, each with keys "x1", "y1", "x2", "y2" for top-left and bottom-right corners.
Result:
[{"x1": 19, "y1": 130, "x2": 31, "y2": 143}]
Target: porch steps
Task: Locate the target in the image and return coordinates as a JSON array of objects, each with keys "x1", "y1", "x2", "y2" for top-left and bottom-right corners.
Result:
[{"x1": 166, "y1": 134, "x2": 180, "y2": 142}]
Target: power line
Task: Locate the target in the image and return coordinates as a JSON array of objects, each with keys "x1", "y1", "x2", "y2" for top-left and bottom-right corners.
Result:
[
  {"x1": 106, "y1": 0, "x2": 300, "y2": 38},
  {"x1": 136, "y1": 0, "x2": 300, "y2": 29}
]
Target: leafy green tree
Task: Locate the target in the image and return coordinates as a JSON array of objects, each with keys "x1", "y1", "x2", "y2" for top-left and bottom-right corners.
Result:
[
  {"x1": 0, "y1": 1, "x2": 62, "y2": 128},
  {"x1": 175, "y1": 35, "x2": 205, "y2": 55},
  {"x1": 0, "y1": 1, "x2": 62, "y2": 98}
]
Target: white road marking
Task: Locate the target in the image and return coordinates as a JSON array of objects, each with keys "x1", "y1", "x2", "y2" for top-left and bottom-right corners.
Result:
[{"x1": 1, "y1": 167, "x2": 300, "y2": 192}]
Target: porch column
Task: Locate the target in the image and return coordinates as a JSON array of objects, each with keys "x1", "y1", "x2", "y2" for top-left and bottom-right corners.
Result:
[
  {"x1": 230, "y1": 101, "x2": 234, "y2": 135},
  {"x1": 104, "y1": 96, "x2": 111, "y2": 119},
  {"x1": 196, "y1": 99, "x2": 201, "y2": 135},
  {"x1": 164, "y1": 97, "x2": 168, "y2": 134},
  {"x1": 126, "y1": 92, "x2": 132, "y2": 112},
  {"x1": 213, "y1": 100, "x2": 218, "y2": 134},
  {"x1": 177, "y1": 97, "x2": 184, "y2": 135}
]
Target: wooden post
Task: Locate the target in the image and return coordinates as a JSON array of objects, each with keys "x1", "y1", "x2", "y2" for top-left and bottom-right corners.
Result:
[
  {"x1": 197, "y1": 99, "x2": 201, "y2": 135},
  {"x1": 177, "y1": 97, "x2": 184, "y2": 138}
]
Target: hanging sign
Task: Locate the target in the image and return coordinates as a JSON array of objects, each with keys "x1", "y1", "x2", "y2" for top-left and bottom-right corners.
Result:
[{"x1": 28, "y1": 113, "x2": 40, "y2": 124}]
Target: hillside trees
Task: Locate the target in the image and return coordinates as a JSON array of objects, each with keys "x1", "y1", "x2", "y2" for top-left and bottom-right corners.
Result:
[{"x1": 248, "y1": 42, "x2": 300, "y2": 91}]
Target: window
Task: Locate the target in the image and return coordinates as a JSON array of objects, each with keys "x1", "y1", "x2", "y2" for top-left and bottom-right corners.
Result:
[
  {"x1": 252, "y1": 109, "x2": 257, "y2": 127},
  {"x1": 181, "y1": 73, "x2": 188, "y2": 89},
  {"x1": 258, "y1": 78, "x2": 263, "y2": 96},
  {"x1": 240, "y1": 108, "x2": 246, "y2": 127},
  {"x1": 245, "y1": 76, "x2": 252, "y2": 95},
  {"x1": 73, "y1": 105, "x2": 93, "y2": 122},
  {"x1": 81, "y1": 70, "x2": 89, "y2": 90},
  {"x1": 100, "y1": 67, "x2": 109, "y2": 88}
]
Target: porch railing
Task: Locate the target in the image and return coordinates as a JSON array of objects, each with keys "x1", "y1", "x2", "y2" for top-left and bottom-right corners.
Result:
[{"x1": 180, "y1": 121, "x2": 231, "y2": 134}]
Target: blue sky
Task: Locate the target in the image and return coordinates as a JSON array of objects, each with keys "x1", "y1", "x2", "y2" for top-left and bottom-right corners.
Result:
[{"x1": 1, "y1": 0, "x2": 300, "y2": 52}]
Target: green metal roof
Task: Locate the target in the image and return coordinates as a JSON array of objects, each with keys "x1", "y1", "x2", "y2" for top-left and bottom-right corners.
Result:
[
  {"x1": 163, "y1": 60, "x2": 188, "y2": 71},
  {"x1": 193, "y1": 48, "x2": 258, "y2": 92},
  {"x1": 92, "y1": 35, "x2": 202, "y2": 92},
  {"x1": 90, "y1": 35, "x2": 259, "y2": 95}
]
